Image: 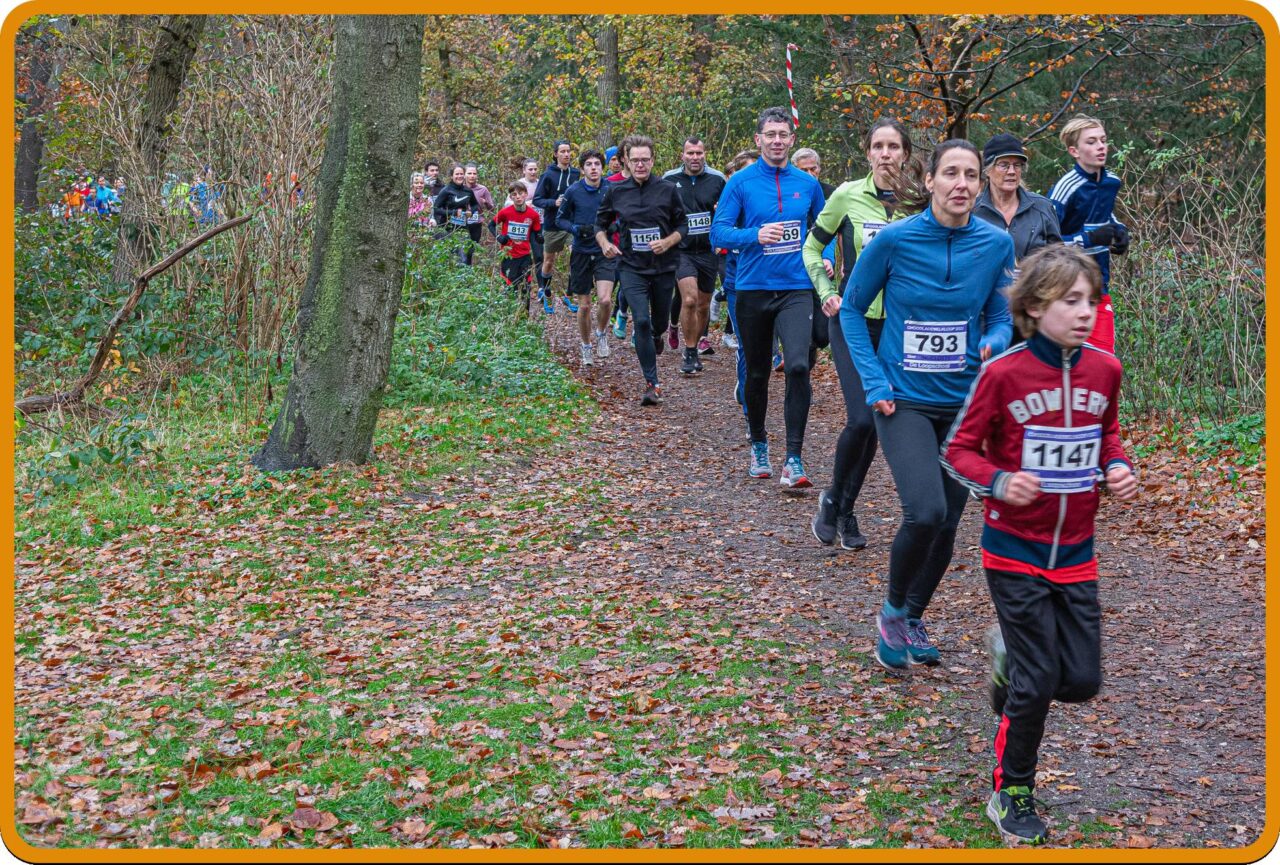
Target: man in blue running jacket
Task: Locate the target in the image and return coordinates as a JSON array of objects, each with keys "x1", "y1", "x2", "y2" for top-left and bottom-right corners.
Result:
[{"x1": 710, "y1": 106, "x2": 826, "y2": 490}]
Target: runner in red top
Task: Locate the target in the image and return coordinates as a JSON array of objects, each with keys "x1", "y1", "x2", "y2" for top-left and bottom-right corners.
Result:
[
  {"x1": 492, "y1": 182, "x2": 543, "y2": 312},
  {"x1": 941, "y1": 244, "x2": 1137, "y2": 846}
]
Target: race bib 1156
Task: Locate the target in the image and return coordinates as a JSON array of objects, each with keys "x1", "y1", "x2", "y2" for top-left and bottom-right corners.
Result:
[
  {"x1": 762, "y1": 219, "x2": 803, "y2": 256},
  {"x1": 1021, "y1": 424, "x2": 1102, "y2": 493},
  {"x1": 630, "y1": 226, "x2": 662, "y2": 252},
  {"x1": 902, "y1": 320, "x2": 967, "y2": 372}
]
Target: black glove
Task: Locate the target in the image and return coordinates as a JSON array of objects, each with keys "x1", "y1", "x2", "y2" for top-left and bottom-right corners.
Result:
[
  {"x1": 577, "y1": 224, "x2": 595, "y2": 240},
  {"x1": 1109, "y1": 223, "x2": 1130, "y2": 256},
  {"x1": 497, "y1": 233, "x2": 510, "y2": 245},
  {"x1": 1086, "y1": 223, "x2": 1116, "y2": 248},
  {"x1": 714, "y1": 289, "x2": 726, "y2": 303}
]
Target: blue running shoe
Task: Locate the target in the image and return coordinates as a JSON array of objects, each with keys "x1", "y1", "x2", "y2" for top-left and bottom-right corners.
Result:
[
  {"x1": 538, "y1": 289, "x2": 554, "y2": 315},
  {"x1": 906, "y1": 617, "x2": 941, "y2": 666},
  {"x1": 562, "y1": 294, "x2": 579, "y2": 313},
  {"x1": 875, "y1": 601, "x2": 910, "y2": 673},
  {"x1": 612, "y1": 312, "x2": 627, "y2": 340},
  {"x1": 748, "y1": 441, "x2": 772, "y2": 479},
  {"x1": 780, "y1": 455, "x2": 812, "y2": 489}
]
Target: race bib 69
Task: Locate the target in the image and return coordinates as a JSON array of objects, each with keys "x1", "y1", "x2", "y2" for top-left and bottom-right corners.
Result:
[{"x1": 762, "y1": 219, "x2": 803, "y2": 256}]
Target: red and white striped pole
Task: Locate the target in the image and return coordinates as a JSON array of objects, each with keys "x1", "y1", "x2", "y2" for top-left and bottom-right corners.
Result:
[{"x1": 786, "y1": 43, "x2": 799, "y2": 129}]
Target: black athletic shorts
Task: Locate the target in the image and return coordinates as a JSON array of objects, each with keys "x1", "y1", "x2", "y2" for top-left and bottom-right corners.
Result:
[
  {"x1": 501, "y1": 255, "x2": 533, "y2": 288},
  {"x1": 569, "y1": 249, "x2": 618, "y2": 295},
  {"x1": 675, "y1": 250, "x2": 719, "y2": 294}
]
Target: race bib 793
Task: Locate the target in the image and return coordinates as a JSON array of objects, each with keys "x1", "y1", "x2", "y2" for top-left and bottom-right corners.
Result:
[{"x1": 902, "y1": 320, "x2": 967, "y2": 373}]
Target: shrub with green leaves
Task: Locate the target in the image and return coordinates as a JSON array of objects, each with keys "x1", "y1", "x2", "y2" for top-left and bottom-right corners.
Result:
[{"x1": 388, "y1": 238, "x2": 580, "y2": 407}]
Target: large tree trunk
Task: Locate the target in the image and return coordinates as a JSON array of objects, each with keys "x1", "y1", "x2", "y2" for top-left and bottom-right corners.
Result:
[
  {"x1": 113, "y1": 15, "x2": 205, "y2": 283},
  {"x1": 254, "y1": 15, "x2": 424, "y2": 471},
  {"x1": 14, "y1": 21, "x2": 65, "y2": 212},
  {"x1": 595, "y1": 19, "x2": 619, "y2": 148}
]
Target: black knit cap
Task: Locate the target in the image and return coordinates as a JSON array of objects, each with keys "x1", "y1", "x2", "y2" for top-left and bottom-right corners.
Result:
[{"x1": 982, "y1": 133, "x2": 1027, "y2": 167}]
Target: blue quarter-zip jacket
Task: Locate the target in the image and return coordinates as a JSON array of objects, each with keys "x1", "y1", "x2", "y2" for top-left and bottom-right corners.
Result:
[
  {"x1": 556, "y1": 178, "x2": 608, "y2": 254},
  {"x1": 709, "y1": 157, "x2": 825, "y2": 292},
  {"x1": 839, "y1": 207, "x2": 1015, "y2": 407}
]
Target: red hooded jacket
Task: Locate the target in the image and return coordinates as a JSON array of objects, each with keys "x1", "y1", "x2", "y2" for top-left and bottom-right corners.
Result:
[{"x1": 942, "y1": 332, "x2": 1133, "y2": 583}]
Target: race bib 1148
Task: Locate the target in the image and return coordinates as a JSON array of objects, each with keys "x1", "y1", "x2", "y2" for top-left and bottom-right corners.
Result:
[
  {"x1": 902, "y1": 320, "x2": 967, "y2": 372},
  {"x1": 687, "y1": 211, "x2": 712, "y2": 235},
  {"x1": 1021, "y1": 424, "x2": 1102, "y2": 493},
  {"x1": 762, "y1": 219, "x2": 803, "y2": 256}
]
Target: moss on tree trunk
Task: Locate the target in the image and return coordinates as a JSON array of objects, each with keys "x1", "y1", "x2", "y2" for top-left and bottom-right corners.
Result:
[{"x1": 254, "y1": 15, "x2": 424, "y2": 471}]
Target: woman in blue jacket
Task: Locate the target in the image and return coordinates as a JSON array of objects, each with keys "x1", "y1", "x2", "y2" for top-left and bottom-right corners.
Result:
[{"x1": 840, "y1": 139, "x2": 1014, "y2": 674}]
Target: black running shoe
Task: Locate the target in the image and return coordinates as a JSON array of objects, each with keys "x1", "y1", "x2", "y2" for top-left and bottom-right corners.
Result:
[
  {"x1": 838, "y1": 514, "x2": 867, "y2": 550},
  {"x1": 680, "y1": 347, "x2": 698, "y2": 376},
  {"x1": 653, "y1": 335, "x2": 665, "y2": 357},
  {"x1": 811, "y1": 490, "x2": 838, "y2": 545},
  {"x1": 987, "y1": 786, "x2": 1047, "y2": 845},
  {"x1": 641, "y1": 384, "x2": 662, "y2": 406}
]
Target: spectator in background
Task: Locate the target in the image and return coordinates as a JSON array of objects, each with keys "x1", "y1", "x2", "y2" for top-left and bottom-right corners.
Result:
[{"x1": 408, "y1": 171, "x2": 432, "y2": 230}]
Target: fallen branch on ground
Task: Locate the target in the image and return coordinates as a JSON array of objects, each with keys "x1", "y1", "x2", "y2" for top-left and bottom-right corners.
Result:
[{"x1": 15, "y1": 214, "x2": 253, "y2": 416}]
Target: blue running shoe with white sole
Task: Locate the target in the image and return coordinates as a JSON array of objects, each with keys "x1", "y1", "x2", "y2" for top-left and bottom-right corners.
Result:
[
  {"x1": 748, "y1": 441, "x2": 772, "y2": 479},
  {"x1": 562, "y1": 294, "x2": 579, "y2": 313},
  {"x1": 780, "y1": 455, "x2": 812, "y2": 489},
  {"x1": 612, "y1": 312, "x2": 627, "y2": 339}
]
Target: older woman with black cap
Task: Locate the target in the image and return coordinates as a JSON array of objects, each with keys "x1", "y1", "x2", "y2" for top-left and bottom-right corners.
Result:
[{"x1": 973, "y1": 133, "x2": 1062, "y2": 263}]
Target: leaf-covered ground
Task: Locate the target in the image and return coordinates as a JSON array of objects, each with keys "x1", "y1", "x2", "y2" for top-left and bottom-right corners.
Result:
[{"x1": 13, "y1": 311, "x2": 1265, "y2": 850}]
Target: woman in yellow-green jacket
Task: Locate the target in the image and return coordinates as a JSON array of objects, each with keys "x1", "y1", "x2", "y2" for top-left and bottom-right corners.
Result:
[{"x1": 802, "y1": 117, "x2": 921, "y2": 551}]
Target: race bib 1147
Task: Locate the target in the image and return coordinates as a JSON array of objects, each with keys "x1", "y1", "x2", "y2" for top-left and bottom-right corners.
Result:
[
  {"x1": 1021, "y1": 424, "x2": 1102, "y2": 493},
  {"x1": 902, "y1": 320, "x2": 967, "y2": 372},
  {"x1": 762, "y1": 219, "x2": 803, "y2": 256}
]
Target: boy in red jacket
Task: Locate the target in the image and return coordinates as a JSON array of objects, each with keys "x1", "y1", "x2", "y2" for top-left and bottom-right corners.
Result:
[
  {"x1": 942, "y1": 244, "x2": 1138, "y2": 845},
  {"x1": 491, "y1": 182, "x2": 543, "y2": 313}
]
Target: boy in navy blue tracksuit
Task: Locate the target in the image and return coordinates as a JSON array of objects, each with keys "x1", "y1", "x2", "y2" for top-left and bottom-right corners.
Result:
[
  {"x1": 558, "y1": 149, "x2": 617, "y2": 366},
  {"x1": 1047, "y1": 115, "x2": 1131, "y2": 354}
]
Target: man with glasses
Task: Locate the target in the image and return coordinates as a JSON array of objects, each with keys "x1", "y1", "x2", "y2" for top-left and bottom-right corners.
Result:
[
  {"x1": 595, "y1": 136, "x2": 688, "y2": 406},
  {"x1": 710, "y1": 107, "x2": 826, "y2": 488}
]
